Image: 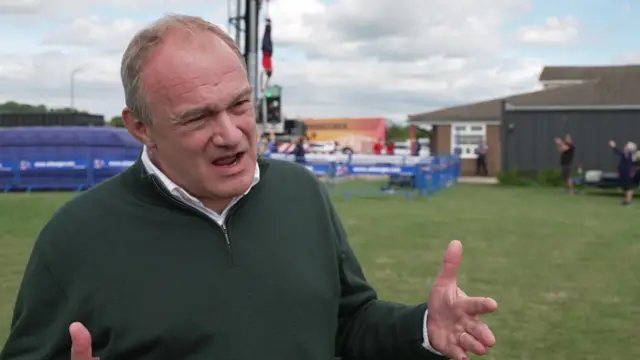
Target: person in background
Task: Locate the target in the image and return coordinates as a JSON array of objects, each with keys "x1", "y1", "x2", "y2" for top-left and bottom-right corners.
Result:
[
  {"x1": 555, "y1": 134, "x2": 575, "y2": 195},
  {"x1": 609, "y1": 140, "x2": 639, "y2": 206},
  {"x1": 413, "y1": 140, "x2": 422, "y2": 156},
  {"x1": 475, "y1": 141, "x2": 488, "y2": 176},
  {"x1": 373, "y1": 139, "x2": 383, "y2": 155},
  {"x1": 258, "y1": 132, "x2": 267, "y2": 155},
  {"x1": 386, "y1": 141, "x2": 395, "y2": 155},
  {"x1": 292, "y1": 136, "x2": 306, "y2": 164},
  {"x1": 266, "y1": 128, "x2": 277, "y2": 154}
]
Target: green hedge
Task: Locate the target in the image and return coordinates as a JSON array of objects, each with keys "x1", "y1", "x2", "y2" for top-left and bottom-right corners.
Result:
[{"x1": 497, "y1": 168, "x2": 572, "y2": 187}]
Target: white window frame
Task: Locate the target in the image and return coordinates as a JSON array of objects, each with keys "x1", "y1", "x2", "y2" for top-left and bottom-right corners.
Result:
[{"x1": 450, "y1": 123, "x2": 487, "y2": 159}]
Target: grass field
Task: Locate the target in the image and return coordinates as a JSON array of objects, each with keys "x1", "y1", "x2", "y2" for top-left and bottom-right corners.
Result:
[{"x1": 1, "y1": 184, "x2": 640, "y2": 358}]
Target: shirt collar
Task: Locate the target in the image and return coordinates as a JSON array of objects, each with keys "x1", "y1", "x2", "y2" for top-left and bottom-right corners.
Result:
[{"x1": 140, "y1": 146, "x2": 260, "y2": 203}]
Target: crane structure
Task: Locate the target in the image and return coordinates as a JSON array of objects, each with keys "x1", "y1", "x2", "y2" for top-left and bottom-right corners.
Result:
[
  {"x1": 227, "y1": 0, "x2": 260, "y2": 103},
  {"x1": 227, "y1": 0, "x2": 305, "y2": 137}
]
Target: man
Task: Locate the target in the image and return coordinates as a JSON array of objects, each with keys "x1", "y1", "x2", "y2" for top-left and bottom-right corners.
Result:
[
  {"x1": 0, "y1": 15, "x2": 497, "y2": 360},
  {"x1": 609, "y1": 140, "x2": 638, "y2": 205},
  {"x1": 291, "y1": 136, "x2": 306, "y2": 164},
  {"x1": 475, "y1": 141, "x2": 488, "y2": 176},
  {"x1": 555, "y1": 134, "x2": 575, "y2": 194}
]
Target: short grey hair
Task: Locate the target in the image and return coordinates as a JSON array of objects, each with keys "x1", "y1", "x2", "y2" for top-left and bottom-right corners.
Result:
[{"x1": 120, "y1": 14, "x2": 244, "y2": 125}]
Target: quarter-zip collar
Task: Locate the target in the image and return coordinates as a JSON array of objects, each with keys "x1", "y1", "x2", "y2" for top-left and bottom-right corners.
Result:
[{"x1": 139, "y1": 146, "x2": 260, "y2": 225}]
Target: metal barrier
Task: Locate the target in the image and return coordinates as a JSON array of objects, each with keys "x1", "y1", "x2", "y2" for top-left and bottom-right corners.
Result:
[
  {"x1": 0, "y1": 157, "x2": 136, "y2": 192},
  {"x1": 263, "y1": 153, "x2": 461, "y2": 200}
]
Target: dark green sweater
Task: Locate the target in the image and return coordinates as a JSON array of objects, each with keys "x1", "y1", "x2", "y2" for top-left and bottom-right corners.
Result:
[{"x1": 0, "y1": 158, "x2": 445, "y2": 360}]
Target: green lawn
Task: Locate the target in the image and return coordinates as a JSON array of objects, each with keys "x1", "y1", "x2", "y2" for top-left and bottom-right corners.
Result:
[{"x1": 1, "y1": 185, "x2": 640, "y2": 359}]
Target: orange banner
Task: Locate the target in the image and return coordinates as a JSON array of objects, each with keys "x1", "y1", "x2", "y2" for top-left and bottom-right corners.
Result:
[{"x1": 302, "y1": 117, "x2": 386, "y2": 154}]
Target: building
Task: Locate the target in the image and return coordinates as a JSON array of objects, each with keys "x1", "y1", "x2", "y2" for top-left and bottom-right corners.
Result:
[{"x1": 409, "y1": 65, "x2": 640, "y2": 176}]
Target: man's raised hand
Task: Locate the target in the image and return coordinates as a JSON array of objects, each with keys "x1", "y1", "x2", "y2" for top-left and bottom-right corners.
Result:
[{"x1": 426, "y1": 240, "x2": 498, "y2": 360}]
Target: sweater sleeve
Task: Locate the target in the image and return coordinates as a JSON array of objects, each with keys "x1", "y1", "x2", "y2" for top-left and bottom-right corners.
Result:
[
  {"x1": 0, "y1": 238, "x2": 74, "y2": 359},
  {"x1": 326, "y1": 196, "x2": 447, "y2": 360}
]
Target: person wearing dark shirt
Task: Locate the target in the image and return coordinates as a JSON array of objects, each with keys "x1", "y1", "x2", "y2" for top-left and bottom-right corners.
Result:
[
  {"x1": 609, "y1": 140, "x2": 638, "y2": 205},
  {"x1": 291, "y1": 136, "x2": 306, "y2": 164},
  {"x1": 413, "y1": 141, "x2": 422, "y2": 156},
  {"x1": 475, "y1": 142, "x2": 489, "y2": 176},
  {"x1": 555, "y1": 134, "x2": 575, "y2": 195}
]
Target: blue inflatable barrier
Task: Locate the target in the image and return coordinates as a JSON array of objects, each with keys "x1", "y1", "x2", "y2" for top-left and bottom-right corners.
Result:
[
  {"x1": 0, "y1": 126, "x2": 142, "y2": 192},
  {"x1": 0, "y1": 157, "x2": 139, "y2": 192}
]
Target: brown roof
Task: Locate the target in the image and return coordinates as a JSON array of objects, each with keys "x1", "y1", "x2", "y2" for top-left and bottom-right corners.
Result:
[
  {"x1": 538, "y1": 65, "x2": 640, "y2": 81},
  {"x1": 409, "y1": 73, "x2": 640, "y2": 123},
  {"x1": 408, "y1": 98, "x2": 506, "y2": 123},
  {"x1": 509, "y1": 73, "x2": 640, "y2": 107}
]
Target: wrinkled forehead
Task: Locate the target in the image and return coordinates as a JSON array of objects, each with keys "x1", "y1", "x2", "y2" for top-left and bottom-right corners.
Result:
[{"x1": 142, "y1": 30, "x2": 248, "y2": 111}]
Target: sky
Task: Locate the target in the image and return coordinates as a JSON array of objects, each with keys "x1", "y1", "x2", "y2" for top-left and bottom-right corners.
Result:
[{"x1": 0, "y1": 0, "x2": 637, "y2": 123}]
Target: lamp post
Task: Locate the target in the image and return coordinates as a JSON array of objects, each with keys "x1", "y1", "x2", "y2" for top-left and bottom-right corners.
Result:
[{"x1": 70, "y1": 67, "x2": 82, "y2": 108}]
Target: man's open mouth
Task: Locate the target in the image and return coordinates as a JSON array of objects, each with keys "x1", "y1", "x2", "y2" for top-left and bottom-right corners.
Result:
[{"x1": 212, "y1": 152, "x2": 244, "y2": 167}]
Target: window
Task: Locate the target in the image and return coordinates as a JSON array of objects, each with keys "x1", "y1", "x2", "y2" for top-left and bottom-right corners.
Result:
[{"x1": 450, "y1": 123, "x2": 487, "y2": 159}]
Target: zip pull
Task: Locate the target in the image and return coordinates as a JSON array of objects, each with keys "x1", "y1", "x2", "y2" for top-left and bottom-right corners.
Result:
[{"x1": 221, "y1": 224, "x2": 235, "y2": 266}]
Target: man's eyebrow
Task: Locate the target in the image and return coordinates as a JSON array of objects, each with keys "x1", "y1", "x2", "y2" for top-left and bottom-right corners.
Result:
[
  {"x1": 233, "y1": 87, "x2": 253, "y2": 102},
  {"x1": 173, "y1": 106, "x2": 211, "y2": 124},
  {"x1": 171, "y1": 87, "x2": 253, "y2": 124}
]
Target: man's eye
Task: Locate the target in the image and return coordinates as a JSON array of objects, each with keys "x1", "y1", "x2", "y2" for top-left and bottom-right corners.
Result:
[
  {"x1": 188, "y1": 115, "x2": 207, "y2": 122},
  {"x1": 234, "y1": 100, "x2": 249, "y2": 108}
]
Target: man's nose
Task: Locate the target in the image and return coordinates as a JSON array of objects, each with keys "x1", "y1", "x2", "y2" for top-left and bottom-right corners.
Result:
[{"x1": 211, "y1": 112, "x2": 243, "y2": 147}]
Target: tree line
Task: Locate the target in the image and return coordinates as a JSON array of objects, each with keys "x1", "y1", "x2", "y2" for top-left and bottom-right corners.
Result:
[
  {"x1": 0, "y1": 101, "x2": 430, "y2": 138},
  {"x1": 0, "y1": 101, "x2": 88, "y2": 114}
]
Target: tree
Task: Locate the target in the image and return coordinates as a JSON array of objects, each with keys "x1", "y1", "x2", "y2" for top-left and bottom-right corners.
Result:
[
  {"x1": 386, "y1": 124, "x2": 431, "y2": 141},
  {"x1": 0, "y1": 101, "x2": 87, "y2": 114},
  {"x1": 109, "y1": 116, "x2": 124, "y2": 127}
]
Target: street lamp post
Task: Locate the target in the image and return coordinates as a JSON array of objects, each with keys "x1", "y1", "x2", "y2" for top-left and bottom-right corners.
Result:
[{"x1": 70, "y1": 68, "x2": 82, "y2": 108}]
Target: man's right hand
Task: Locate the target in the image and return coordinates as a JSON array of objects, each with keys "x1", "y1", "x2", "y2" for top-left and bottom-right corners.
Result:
[
  {"x1": 70, "y1": 322, "x2": 98, "y2": 360},
  {"x1": 609, "y1": 140, "x2": 616, "y2": 147}
]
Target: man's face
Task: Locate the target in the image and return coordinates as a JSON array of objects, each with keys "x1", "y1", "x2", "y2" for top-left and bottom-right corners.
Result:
[{"x1": 126, "y1": 30, "x2": 257, "y2": 205}]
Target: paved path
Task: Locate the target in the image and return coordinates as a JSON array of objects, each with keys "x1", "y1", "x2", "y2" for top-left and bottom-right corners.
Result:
[{"x1": 458, "y1": 176, "x2": 498, "y2": 184}]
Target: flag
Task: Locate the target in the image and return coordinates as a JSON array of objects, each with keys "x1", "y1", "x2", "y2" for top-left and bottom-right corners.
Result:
[{"x1": 261, "y1": 19, "x2": 273, "y2": 77}]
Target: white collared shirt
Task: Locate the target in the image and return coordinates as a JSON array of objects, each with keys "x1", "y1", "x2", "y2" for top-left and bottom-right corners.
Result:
[
  {"x1": 140, "y1": 146, "x2": 260, "y2": 226},
  {"x1": 140, "y1": 146, "x2": 440, "y2": 355}
]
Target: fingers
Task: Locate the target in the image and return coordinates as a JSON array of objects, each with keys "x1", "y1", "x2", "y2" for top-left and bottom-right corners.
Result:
[
  {"x1": 435, "y1": 240, "x2": 463, "y2": 285},
  {"x1": 465, "y1": 321, "x2": 496, "y2": 348},
  {"x1": 70, "y1": 322, "x2": 94, "y2": 360},
  {"x1": 459, "y1": 331, "x2": 487, "y2": 355},
  {"x1": 459, "y1": 296, "x2": 498, "y2": 316},
  {"x1": 448, "y1": 345, "x2": 470, "y2": 360}
]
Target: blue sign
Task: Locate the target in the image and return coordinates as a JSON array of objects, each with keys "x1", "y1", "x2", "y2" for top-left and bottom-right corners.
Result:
[
  {"x1": 20, "y1": 160, "x2": 88, "y2": 170},
  {"x1": 0, "y1": 161, "x2": 12, "y2": 171},
  {"x1": 93, "y1": 159, "x2": 135, "y2": 169},
  {"x1": 303, "y1": 163, "x2": 418, "y2": 176}
]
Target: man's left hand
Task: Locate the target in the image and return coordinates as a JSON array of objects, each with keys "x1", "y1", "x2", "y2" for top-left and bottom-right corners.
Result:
[{"x1": 426, "y1": 240, "x2": 498, "y2": 360}]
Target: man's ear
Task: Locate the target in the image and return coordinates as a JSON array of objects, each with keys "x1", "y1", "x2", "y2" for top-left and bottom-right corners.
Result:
[{"x1": 122, "y1": 108, "x2": 154, "y2": 148}]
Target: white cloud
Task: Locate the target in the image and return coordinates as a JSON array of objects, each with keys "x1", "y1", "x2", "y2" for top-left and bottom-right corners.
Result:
[
  {"x1": 0, "y1": 0, "x2": 551, "y2": 121},
  {"x1": 0, "y1": 0, "x2": 214, "y2": 16},
  {"x1": 617, "y1": 52, "x2": 640, "y2": 64},
  {"x1": 518, "y1": 15, "x2": 580, "y2": 45},
  {"x1": 43, "y1": 16, "x2": 143, "y2": 53}
]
